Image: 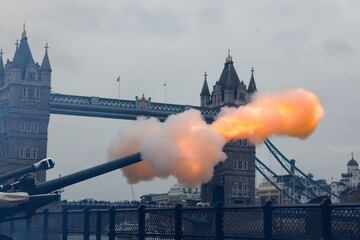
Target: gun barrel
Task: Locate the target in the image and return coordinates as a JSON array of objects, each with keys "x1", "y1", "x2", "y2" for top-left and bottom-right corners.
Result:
[
  {"x1": 30, "y1": 153, "x2": 141, "y2": 195},
  {"x1": 0, "y1": 158, "x2": 55, "y2": 183}
]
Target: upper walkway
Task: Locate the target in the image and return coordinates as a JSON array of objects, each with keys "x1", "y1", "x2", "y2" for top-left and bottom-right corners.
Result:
[{"x1": 49, "y1": 93, "x2": 220, "y2": 122}]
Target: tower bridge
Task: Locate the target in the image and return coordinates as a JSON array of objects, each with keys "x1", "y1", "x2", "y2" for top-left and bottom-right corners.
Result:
[
  {"x1": 2, "y1": 27, "x2": 360, "y2": 240},
  {"x1": 0, "y1": 28, "x2": 338, "y2": 207}
]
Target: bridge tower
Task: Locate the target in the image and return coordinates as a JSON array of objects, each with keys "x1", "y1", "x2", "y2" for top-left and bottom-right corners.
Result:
[
  {"x1": 0, "y1": 27, "x2": 51, "y2": 182},
  {"x1": 200, "y1": 51, "x2": 257, "y2": 206}
]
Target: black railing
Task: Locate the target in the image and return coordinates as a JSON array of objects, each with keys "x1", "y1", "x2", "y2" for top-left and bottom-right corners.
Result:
[{"x1": 0, "y1": 200, "x2": 359, "y2": 240}]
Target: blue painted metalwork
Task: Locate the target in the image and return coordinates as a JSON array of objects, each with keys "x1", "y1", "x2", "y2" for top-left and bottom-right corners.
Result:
[
  {"x1": 264, "y1": 140, "x2": 318, "y2": 200},
  {"x1": 255, "y1": 157, "x2": 301, "y2": 204},
  {"x1": 49, "y1": 93, "x2": 219, "y2": 122},
  {"x1": 265, "y1": 139, "x2": 341, "y2": 200}
]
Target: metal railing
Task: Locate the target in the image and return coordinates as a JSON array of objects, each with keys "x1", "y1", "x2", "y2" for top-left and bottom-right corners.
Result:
[{"x1": 0, "y1": 200, "x2": 359, "y2": 240}]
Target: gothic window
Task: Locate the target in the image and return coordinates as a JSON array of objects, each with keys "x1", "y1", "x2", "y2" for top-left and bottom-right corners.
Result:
[
  {"x1": 34, "y1": 89, "x2": 40, "y2": 98},
  {"x1": 20, "y1": 122, "x2": 26, "y2": 132},
  {"x1": 29, "y1": 72, "x2": 35, "y2": 80},
  {"x1": 31, "y1": 148, "x2": 38, "y2": 159},
  {"x1": 19, "y1": 148, "x2": 25, "y2": 158},
  {"x1": 25, "y1": 148, "x2": 31, "y2": 158},
  {"x1": 19, "y1": 121, "x2": 40, "y2": 133},
  {"x1": 21, "y1": 88, "x2": 41, "y2": 101},
  {"x1": 19, "y1": 147, "x2": 38, "y2": 159},
  {"x1": 22, "y1": 88, "x2": 27, "y2": 98},
  {"x1": 232, "y1": 178, "x2": 249, "y2": 198},
  {"x1": 33, "y1": 123, "x2": 39, "y2": 133},
  {"x1": 28, "y1": 88, "x2": 34, "y2": 98},
  {"x1": 243, "y1": 161, "x2": 248, "y2": 170},
  {"x1": 26, "y1": 122, "x2": 32, "y2": 132},
  {"x1": 234, "y1": 160, "x2": 248, "y2": 170}
]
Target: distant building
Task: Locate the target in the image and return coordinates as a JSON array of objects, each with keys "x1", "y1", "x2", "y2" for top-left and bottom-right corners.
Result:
[
  {"x1": 168, "y1": 183, "x2": 201, "y2": 205},
  {"x1": 340, "y1": 187, "x2": 360, "y2": 203},
  {"x1": 140, "y1": 193, "x2": 168, "y2": 205},
  {"x1": 331, "y1": 154, "x2": 360, "y2": 203},
  {"x1": 330, "y1": 182, "x2": 347, "y2": 203},
  {"x1": 256, "y1": 174, "x2": 331, "y2": 205},
  {"x1": 256, "y1": 178, "x2": 292, "y2": 205},
  {"x1": 0, "y1": 27, "x2": 51, "y2": 182},
  {"x1": 200, "y1": 51, "x2": 257, "y2": 207},
  {"x1": 257, "y1": 175, "x2": 305, "y2": 205},
  {"x1": 342, "y1": 154, "x2": 360, "y2": 188}
]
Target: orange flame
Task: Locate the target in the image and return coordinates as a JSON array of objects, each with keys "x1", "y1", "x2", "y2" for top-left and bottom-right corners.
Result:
[{"x1": 212, "y1": 89, "x2": 324, "y2": 143}]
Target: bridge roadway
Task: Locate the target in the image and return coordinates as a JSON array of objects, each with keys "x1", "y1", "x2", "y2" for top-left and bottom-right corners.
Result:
[{"x1": 49, "y1": 93, "x2": 219, "y2": 122}]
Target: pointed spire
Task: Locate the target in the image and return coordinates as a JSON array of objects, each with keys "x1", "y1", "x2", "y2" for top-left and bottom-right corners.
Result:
[
  {"x1": 40, "y1": 43, "x2": 52, "y2": 71},
  {"x1": 218, "y1": 50, "x2": 241, "y2": 91},
  {"x1": 21, "y1": 23, "x2": 27, "y2": 39},
  {"x1": 200, "y1": 71, "x2": 210, "y2": 96},
  {"x1": 247, "y1": 66, "x2": 257, "y2": 93},
  {"x1": 12, "y1": 26, "x2": 34, "y2": 70},
  {"x1": 0, "y1": 49, "x2": 4, "y2": 80},
  {"x1": 225, "y1": 48, "x2": 233, "y2": 63},
  {"x1": 225, "y1": 62, "x2": 234, "y2": 90}
]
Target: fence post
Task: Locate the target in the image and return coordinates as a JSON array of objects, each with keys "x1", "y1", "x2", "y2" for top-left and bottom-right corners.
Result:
[
  {"x1": 263, "y1": 200, "x2": 273, "y2": 240},
  {"x1": 62, "y1": 208, "x2": 68, "y2": 240},
  {"x1": 320, "y1": 198, "x2": 332, "y2": 240},
  {"x1": 42, "y1": 209, "x2": 49, "y2": 240},
  {"x1": 215, "y1": 202, "x2": 224, "y2": 240},
  {"x1": 138, "y1": 205, "x2": 146, "y2": 240},
  {"x1": 96, "y1": 210, "x2": 102, "y2": 240},
  {"x1": 174, "y1": 204, "x2": 183, "y2": 240},
  {"x1": 108, "y1": 207, "x2": 116, "y2": 240},
  {"x1": 26, "y1": 216, "x2": 32, "y2": 240},
  {"x1": 83, "y1": 208, "x2": 90, "y2": 240}
]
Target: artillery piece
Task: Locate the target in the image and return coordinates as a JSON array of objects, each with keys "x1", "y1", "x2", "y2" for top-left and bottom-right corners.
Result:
[{"x1": 0, "y1": 153, "x2": 142, "y2": 223}]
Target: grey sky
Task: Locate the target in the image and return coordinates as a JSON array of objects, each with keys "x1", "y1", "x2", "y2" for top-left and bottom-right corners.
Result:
[{"x1": 1, "y1": 0, "x2": 359, "y2": 201}]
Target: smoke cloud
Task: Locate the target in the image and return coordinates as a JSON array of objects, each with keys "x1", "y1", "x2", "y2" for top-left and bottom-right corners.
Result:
[
  {"x1": 108, "y1": 110, "x2": 227, "y2": 186},
  {"x1": 108, "y1": 88, "x2": 324, "y2": 186}
]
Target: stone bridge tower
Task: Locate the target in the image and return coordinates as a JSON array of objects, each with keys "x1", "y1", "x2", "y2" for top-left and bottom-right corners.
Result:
[
  {"x1": 200, "y1": 51, "x2": 257, "y2": 206},
  {"x1": 0, "y1": 27, "x2": 51, "y2": 182}
]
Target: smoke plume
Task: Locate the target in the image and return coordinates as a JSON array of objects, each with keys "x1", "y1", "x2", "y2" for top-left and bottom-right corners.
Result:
[
  {"x1": 213, "y1": 88, "x2": 324, "y2": 143},
  {"x1": 108, "y1": 89, "x2": 324, "y2": 186}
]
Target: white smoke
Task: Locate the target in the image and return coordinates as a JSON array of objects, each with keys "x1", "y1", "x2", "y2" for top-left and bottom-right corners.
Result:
[{"x1": 108, "y1": 109, "x2": 226, "y2": 186}]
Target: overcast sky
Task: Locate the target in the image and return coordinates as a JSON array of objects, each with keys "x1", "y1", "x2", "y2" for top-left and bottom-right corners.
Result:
[{"x1": 1, "y1": 0, "x2": 359, "y2": 201}]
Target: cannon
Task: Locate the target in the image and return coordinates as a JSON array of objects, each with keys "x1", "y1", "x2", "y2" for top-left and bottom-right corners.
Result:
[
  {"x1": 0, "y1": 153, "x2": 142, "y2": 222},
  {"x1": 0, "y1": 158, "x2": 55, "y2": 184}
]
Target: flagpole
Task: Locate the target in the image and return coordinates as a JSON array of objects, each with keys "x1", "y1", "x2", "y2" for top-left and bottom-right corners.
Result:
[
  {"x1": 164, "y1": 81, "x2": 167, "y2": 104},
  {"x1": 117, "y1": 76, "x2": 121, "y2": 99}
]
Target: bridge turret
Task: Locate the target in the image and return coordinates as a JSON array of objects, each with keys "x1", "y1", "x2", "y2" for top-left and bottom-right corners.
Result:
[
  {"x1": 247, "y1": 66, "x2": 257, "y2": 95},
  {"x1": 11, "y1": 25, "x2": 35, "y2": 73},
  {"x1": 200, "y1": 51, "x2": 256, "y2": 207},
  {"x1": 200, "y1": 71, "x2": 211, "y2": 107},
  {"x1": 0, "y1": 27, "x2": 51, "y2": 183},
  {"x1": 40, "y1": 43, "x2": 52, "y2": 86}
]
